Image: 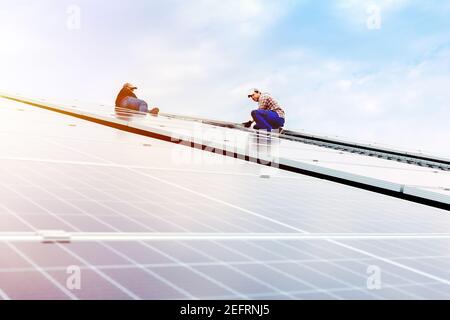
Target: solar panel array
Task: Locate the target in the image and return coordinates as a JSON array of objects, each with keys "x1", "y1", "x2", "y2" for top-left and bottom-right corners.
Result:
[
  {"x1": 0, "y1": 96, "x2": 450, "y2": 300},
  {"x1": 3, "y1": 93, "x2": 448, "y2": 206}
]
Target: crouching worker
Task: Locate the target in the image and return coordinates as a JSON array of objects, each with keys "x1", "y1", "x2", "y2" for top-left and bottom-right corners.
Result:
[
  {"x1": 242, "y1": 89, "x2": 285, "y2": 132},
  {"x1": 115, "y1": 83, "x2": 160, "y2": 115}
]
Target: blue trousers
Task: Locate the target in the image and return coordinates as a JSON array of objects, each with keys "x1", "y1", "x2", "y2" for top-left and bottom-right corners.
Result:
[
  {"x1": 120, "y1": 97, "x2": 148, "y2": 112},
  {"x1": 251, "y1": 109, "x2": 285, "y2": 131}
]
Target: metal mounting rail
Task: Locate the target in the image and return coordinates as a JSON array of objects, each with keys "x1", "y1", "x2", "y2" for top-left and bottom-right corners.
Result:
[
  {"x1": 160, "y1": 113, "x2": 450, "y2": 172},
  {"x1": 4, "y1": 231, "x2": 450, "y2": 243}
]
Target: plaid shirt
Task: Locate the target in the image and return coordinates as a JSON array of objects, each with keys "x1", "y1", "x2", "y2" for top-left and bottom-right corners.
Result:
[{"x1": 258, "y1": 93, "x2": 285, "y2": 118}]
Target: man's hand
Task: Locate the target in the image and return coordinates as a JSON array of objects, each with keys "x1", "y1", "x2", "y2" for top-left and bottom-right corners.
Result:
[{"x1": 242, "y1": 120, "x2": 253, "y2": 128}]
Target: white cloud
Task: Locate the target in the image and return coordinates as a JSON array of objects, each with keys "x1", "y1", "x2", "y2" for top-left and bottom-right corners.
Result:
[
  {"x1": 338, "y1": 0, "x2": 410, "y2": 11},
  {"x1": 1, "y1": 0, "x2": 449, "y2": 157},
  {"x1": 173, "y1": 0, "x2": 294, "y2": 37},
  {"x1": 334, "y1": 0, "x2": 411, "y2": 27},
  {"x1": 261, "y1": 47, "x2": 450, "y2": 156}
]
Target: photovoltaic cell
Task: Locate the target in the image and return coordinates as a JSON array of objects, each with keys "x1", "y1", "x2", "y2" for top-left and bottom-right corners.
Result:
[{"x1": 0, "y1": 96, "x2": 449, "y2": 300}]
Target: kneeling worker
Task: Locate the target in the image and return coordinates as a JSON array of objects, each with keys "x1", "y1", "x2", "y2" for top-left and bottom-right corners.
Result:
[
  {"x1": 115, "y1": 83, "x2": 159, "y2": 115},
  {"x1": 243, "y1": 89, "x2": 285, "y2": 132}
]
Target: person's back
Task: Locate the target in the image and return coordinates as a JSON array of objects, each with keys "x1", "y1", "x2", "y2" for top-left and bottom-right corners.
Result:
[
  {"x1": 115, "y1": 83, "x2": 148, "y2": 112},
  {"x1": 115, "y1": 83, "x2": 160, "y2": 115},
  {"x1": 115, "y1": 86, "x2": 137, "y2": 107}
]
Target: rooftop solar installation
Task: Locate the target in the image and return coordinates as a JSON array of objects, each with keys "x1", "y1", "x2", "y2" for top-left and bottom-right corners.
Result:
[
  {"x1": 3, "y1": 93, "x2": 449, "y2": 209},
  {"x1": 1, "y1": 95, "x2": 450, "y2": 300}
]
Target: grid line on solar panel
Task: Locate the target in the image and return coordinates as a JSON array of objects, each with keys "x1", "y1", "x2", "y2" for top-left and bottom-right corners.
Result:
[{"x1": 2, "y1": 254, "x2": 450, "y2": 272}]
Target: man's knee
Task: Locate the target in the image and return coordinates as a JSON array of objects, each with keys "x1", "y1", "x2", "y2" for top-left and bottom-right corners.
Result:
[
  {"x1": 251, "y1": 109, "x2": 260, "y2": 118},
  {"x1": 140, "y1": 101, "x2": 148, "y2": 112}
]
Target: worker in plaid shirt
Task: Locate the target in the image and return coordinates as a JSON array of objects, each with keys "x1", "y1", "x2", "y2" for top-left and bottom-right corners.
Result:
[{"x1": 243, "y1": 89, "x2": 285, "y2": 131}]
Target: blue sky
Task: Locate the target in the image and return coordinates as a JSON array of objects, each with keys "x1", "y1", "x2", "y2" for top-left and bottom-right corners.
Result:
[{"x1": 1, "y1": 0, "x2": 449, "y2": 156}]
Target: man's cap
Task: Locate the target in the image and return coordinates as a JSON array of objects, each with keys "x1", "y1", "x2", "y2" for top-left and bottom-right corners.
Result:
[
  {"x1": 247, "y1": 88, "x2": 261, "y2": 98},
  {"x1": 123, "y1": 83, "x2": 137, "y2": 90}
]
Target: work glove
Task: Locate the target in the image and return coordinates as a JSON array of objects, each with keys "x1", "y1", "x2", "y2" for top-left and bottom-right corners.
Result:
[{"x1": 242, "y1": 120, "x2": 253, "y2": 128}]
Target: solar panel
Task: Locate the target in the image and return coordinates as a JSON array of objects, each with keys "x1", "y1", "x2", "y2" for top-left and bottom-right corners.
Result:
[
  {"x1": 1, "y1": 96, "x2": 450, "y2": 300},
  {"x1": 3, "y1": 93, "x2": 448, "y2": 208}
]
